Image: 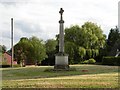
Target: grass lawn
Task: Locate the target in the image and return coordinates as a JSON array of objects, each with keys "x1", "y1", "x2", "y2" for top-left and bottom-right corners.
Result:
[{"x1": 1, "y1": 64, "x2": 119, "y2": 88}]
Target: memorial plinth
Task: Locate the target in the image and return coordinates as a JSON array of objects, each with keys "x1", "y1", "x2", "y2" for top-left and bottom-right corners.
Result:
[
  {"x1": 54, "y1": 53, "x2": 69, "y2": 69},
  {"x1": 54, "y1": 8, "x2": 69, "y2": 70}
]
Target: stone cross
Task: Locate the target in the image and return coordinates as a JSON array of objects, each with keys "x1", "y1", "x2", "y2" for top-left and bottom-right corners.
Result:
[
  {"x1": 59, "y1": 8, "x2": 64, "y2": 21},
  {"x1": 59, "y1": 8, "x2": 64, "y2": 53}
]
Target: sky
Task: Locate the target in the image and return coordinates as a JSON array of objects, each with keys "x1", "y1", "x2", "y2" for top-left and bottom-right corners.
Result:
[{"x1": 0, "y1": 0, "x2": 119, "y2": 50}]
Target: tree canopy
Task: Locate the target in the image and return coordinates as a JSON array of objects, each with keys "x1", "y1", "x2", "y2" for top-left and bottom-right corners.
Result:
[
  {"x1": 14, "y1": 36, "x2": 46, "y2": 66},
  {"x1": 64, "y1": 22, "x2": 106, "y2": 63},
  {"x1": 41, "y1": 39, "x2": 57, "y2": 65}
]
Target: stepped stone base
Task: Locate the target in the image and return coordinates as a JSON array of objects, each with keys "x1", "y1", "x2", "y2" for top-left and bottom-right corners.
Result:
[{"x1": 54, "y1": 65, "x2": 69, "y2": 70}]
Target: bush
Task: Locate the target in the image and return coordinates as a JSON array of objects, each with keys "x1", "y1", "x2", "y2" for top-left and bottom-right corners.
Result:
[
  {"x1": 102, "y1": 56, "x2": 120, "y2": 66},
  {"x1": 81, "y1": 58, "x2": 96, "y2": 64},
  {"x1": 83, "y1": 60, "x2": 89, "y2": 64},
  {"x1": 88, "y1": 58, "x2": 96, "y2": 64}
]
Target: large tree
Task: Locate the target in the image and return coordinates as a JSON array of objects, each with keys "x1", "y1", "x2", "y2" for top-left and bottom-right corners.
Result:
[
  {"x1": 29, "y1": 36, "x2": 47, "y2": 65},
  {"x1": 64, "y1": 22, "x2": 106, "y2": 63},
  {"x1": 14, "y1": 37, "x2": 31, "y2": 66},
  {"x1": 14, "y1": 36, "x2": 47, "y2": 66}
]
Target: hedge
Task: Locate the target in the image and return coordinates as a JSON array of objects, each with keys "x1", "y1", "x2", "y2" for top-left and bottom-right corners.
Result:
[
  {"x1": 0, "y1": 65, "x2": 10, "y2": 68},
  {"x1": 102, "y1": 56, "x2": 120, "y2": 66}
]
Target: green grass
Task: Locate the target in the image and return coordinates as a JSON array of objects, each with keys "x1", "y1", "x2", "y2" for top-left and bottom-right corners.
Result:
[
  {"x1": 0, "y1": 52, "x2": 2, "y2": 56},
  {"x1": 1, "y1": 65, "x2": 119, "y2": 88}
]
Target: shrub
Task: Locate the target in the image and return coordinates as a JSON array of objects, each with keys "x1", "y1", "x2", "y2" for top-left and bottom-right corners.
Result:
[
  {"x1": 102, "y1": 56, "x2": 120, "y2": 66},
  {"x1": 88, "y1": 58, "x2": 96, "y2": 64},
  {"x1": 81, "y1": 58, "x2": 96, "y2": 64},
  {"x1": 81, "y1": 60, "x2": 89, "y2": 64},
  {"x1": 83, "y1": 60, "x2": 89, "y2": 64}
]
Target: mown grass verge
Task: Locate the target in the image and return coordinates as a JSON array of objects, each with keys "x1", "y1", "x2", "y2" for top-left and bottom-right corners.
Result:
[{"x1": 1, "y1": 65, "x2": 119, "y2": 88}]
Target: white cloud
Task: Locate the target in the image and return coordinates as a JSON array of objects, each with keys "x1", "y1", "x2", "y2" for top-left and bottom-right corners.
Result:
[{"x1": 0, "y1": 0, "x2": 119, "y2": 50}]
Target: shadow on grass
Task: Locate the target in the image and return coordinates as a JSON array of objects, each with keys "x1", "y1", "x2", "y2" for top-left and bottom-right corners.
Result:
[{"x1": 2, "y1": 65, "x2": 119, "y2": 80}]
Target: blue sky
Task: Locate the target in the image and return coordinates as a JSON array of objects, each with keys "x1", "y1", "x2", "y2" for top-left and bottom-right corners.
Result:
[{"x1": 0, "y1": 0, "x2": 119, "y2": 50}]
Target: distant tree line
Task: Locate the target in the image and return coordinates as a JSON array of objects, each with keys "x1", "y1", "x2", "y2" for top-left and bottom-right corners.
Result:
[
  {"x1": 106, "y1": 26, "x2": 120, "y2": 56},
  {"x1": 2, "y1": 22, "x2": 120, "y2": 66}
]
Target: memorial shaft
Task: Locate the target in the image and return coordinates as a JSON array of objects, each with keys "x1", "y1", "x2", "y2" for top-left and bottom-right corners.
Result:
[{"x1": 59, "y1": 8, "x2": 64, "y2": 53}]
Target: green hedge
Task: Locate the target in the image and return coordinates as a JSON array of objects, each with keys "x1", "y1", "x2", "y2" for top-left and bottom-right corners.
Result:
[{"x1": 102, "y1": 56, "x2": 120, "y2": 66}]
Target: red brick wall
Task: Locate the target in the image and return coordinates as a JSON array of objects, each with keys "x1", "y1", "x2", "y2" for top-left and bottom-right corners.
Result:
[{"x1": 3, "y1": 53, "x2": 17, "y2": 65}]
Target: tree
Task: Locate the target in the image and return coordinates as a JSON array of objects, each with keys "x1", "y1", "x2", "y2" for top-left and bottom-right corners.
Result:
[
  {"x1": 80, "y1": 22, "x2": 106, "y2": 49},
  {"x1": 42, "y1": 39, "x2": 57, "y2": 65},
  {"x1": 107, "y1": 26, "x2": 120, "y2": 47},
  {"x1": 14, "y1": 37, "x2": 30, "y2": 66},
  {"x1": 29, "y1": 36, "x2": 47, "y2": 65},
  {"x1": 45, "y1": 39, "x2": 57, "y2": 54},
  {"x1": 14, "y1": 36, "x2": 47, "y2": 66},
  {"x1": 65, "y1": 41, "x2": 77, "y2": 64},
  {"x1": 107, "y1": 26, "x2": 120, "y2": 56},
  {"x1": 64, "y1": 22, "x2": 106, "y2": 63}
]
